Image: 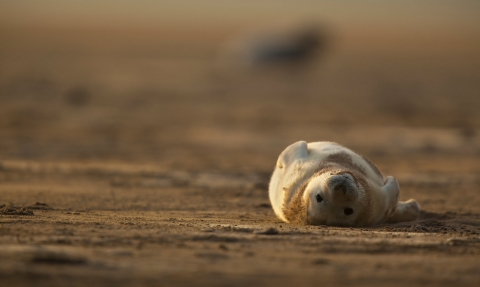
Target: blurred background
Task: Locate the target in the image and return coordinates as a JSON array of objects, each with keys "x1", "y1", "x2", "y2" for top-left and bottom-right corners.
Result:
[{"x1": 1, "y1": 0, "x2": 479, "y2": 172}]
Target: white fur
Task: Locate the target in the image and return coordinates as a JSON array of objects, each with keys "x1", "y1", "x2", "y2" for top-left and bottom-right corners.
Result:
[{"x1": 269, "y1": 141, "x2": 420, "y2": 226}]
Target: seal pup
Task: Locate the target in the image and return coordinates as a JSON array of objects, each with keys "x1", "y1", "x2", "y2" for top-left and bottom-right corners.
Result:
[{"x1": 269, "y1": 141, "x2": 420, "y2": 226}]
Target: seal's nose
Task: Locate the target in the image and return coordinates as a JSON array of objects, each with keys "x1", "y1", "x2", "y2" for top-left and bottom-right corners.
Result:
[{"x1": 328, "y1": 174, "x2": 355, "y2": 200}]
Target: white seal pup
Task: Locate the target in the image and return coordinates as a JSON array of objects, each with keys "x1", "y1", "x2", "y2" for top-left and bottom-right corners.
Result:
[{"x1": 269, "y1": 141, "x2": 420, "y2": 226}]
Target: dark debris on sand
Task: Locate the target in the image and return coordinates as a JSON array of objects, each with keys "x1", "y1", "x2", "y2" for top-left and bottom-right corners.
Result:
[
  {"x1": 0, "y1": 202, "x2": 53, "y2": 216},
  {"x1": 0, "y1": 204, "x2": 34, "y2": 216}
]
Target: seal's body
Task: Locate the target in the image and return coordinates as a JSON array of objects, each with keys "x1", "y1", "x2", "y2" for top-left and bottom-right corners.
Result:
[{"x1": 269, "y1": 141, "x2": 420, "y2": 226}]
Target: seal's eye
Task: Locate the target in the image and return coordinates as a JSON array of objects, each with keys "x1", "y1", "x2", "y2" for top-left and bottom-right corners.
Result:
[
  {"x1": 315, "y1": 194, "x2": 323, "y2": 203},
  {"x1": 344, "y1": 208, "x2": 354, "y2": 216}
]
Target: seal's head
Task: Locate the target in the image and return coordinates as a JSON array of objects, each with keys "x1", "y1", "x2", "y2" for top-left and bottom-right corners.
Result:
[{"x1": 283, "y1": 169, "x2": 370, "y2": 226}]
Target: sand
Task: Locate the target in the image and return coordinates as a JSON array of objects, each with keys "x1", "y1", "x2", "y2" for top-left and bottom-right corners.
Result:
[{"x1": 0, "y1": 22, "x2": 479, "y2": 286}]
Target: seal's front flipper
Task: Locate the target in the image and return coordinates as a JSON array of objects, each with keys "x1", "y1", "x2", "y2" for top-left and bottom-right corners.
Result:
[
  {"x1": 382, "y1": 176, "x2": 400, "y2": 217},
  {"x1": 386, "y1": 199, "x2": 421, "y2": 223},
  {"x1": 277, "y1": 141, "x2": 308, "y2": 169}
]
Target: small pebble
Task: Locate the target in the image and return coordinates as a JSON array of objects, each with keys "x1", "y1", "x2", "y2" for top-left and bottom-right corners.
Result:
[{"x1": 255, "y1": 228, "x2": 279, "y2": 235}]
